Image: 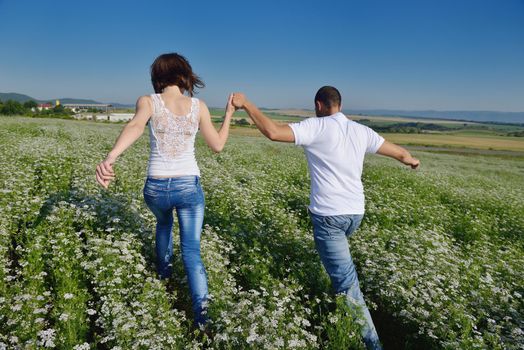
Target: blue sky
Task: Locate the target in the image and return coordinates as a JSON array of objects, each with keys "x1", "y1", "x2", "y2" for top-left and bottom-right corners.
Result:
[{"x1": 1, "y1": 0, "x2": 523, "y2": 111}]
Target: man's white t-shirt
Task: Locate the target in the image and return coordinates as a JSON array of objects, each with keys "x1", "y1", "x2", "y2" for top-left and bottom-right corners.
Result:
[{"x1": 289, "y1": 112, "x2": 385, "y2": 216}]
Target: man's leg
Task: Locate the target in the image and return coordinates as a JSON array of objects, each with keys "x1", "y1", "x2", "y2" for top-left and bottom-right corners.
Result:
[{"x1": 309, "y1": 211, "x2": 382, "y2": 350}]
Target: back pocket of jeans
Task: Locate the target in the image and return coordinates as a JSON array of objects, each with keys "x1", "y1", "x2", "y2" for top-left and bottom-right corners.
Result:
[
  {"x1": 143, "y1": 183, "x2": 162, "y2": 197},
  {"x1": 324, "y1": 215, "x2": 351, "y2": 232}
]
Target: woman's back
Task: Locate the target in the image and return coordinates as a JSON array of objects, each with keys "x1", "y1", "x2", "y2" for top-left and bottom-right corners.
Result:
[{"x1": 147, "y1": 93, "x2": 201, "y2": 177}]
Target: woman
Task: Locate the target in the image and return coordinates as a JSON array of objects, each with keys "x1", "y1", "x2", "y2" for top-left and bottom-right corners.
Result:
[{"x1": 95, "y1": 53, "x2": 235, "y2": 326}]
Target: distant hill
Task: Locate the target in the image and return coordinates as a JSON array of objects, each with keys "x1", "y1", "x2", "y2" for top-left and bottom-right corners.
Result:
[
  {"x1": 0, "y1": 92, "x2": 133, "y2": 108},
  {"x1": 0, "y1": 92, "x2": 45, "y2": 103},
  {"x1": 55, "y1": 98, "x2": 101, "y2": 104},
  {"x1": 107, "y1": 102, "x2": 134, "y2": 108},
  {"x1": 267, "y1": 108, "x2": 524, "y2": 124},
  {"x1": 345, "y1": 109, "x2": 524, "y2": 124}
]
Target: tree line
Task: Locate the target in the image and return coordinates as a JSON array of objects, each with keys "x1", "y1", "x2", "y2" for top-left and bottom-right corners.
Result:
[{"x1": 0, "y1": 99, "x2": 74, "y2": 118}]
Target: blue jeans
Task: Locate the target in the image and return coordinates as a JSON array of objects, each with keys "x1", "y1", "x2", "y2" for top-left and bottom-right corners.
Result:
[
  {"x1": 143, "y1": 176, "x2": 208, "y2": 326},
  {"x1": 309, "y1": 210, "x2": 382, "y2": 350}
]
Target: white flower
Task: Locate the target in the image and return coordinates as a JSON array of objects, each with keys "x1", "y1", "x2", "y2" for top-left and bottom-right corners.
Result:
[
  {"x1": 38, "y1": 328, "x2": 56, "y2": 348},
  {"x1": 328, "y1": 315, "x2": 338, "y2": 324},
  {"x1": 64, "y1": 293, "x2": 74, "y2": 300},
  {"x1": 73, "y1": 343, "x2": 90, "y2": 350},
  {"x1": 246, "y1": 333, "x2": 259, "y2": 344}
]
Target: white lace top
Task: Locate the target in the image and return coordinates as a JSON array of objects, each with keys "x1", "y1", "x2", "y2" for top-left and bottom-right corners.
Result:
[{"x1": 146, "y1": 93, "x2": 201, "y2": 177}]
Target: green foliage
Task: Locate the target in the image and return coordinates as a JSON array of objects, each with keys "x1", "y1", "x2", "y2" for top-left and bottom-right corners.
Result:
[
  {"x1": 0, "y1": 116, "x2": 522, "y2": 349},
  {"x1": 358, "y1": 119, "x2": 524, "y2": 136},
  {"x1": 234, "y1": 118, "x2": 250, "y2": 126},
  {"x1": 23, "y1": 100, "x2": 38, "y2": 109},
  {"x1": 507, "y1": 130, "x2": 524, "y2": 137},
  {"x1": 86, "y1": 107, "x2": 104, "y2": 113},
  {"x1": 0, "y1": 99, "x2": 73, "y2": 118},
  {"x1": 0, "y1": 99, "x2": 25, "y2": 115}
]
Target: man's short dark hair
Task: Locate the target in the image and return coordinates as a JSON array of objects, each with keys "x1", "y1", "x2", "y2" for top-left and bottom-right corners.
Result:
[{"x1": 315, "y1": 86, "x2": 341, "y2": 108}]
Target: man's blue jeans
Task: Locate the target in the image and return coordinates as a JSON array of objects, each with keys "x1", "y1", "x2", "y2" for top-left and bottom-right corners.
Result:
[
  {"x1": 309, "y1": 210, "x2": 382, "y2": 350},
  {"x1": 143, "y1": 176, "x2": 208, "y2": 326}
]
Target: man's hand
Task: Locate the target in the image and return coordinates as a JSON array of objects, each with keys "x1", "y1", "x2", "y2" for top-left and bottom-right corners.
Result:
[
  {"x1": 232, "y1": 93, "x2": 247, "y2": 109},
  {"x1": 405, "y1": 157, "x2": 420, "y2": 169},
  {"x1": 96, "y1": 155, "x2": 116, "y2": 189},
  {"x1": 231, "y1": 93, "x2": 295, "y2": 143},
  {"x1": 377, "y1": 141, "x2": 420, "y2": 169}
]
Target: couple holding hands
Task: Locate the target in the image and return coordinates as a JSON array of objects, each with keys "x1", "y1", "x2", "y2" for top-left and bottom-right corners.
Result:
[{"x1": 96, "y1": 52, "x2": 419, "y2": 349}]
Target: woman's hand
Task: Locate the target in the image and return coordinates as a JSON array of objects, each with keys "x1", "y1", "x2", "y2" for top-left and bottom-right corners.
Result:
[
  {"x1": 225, "y1": 93, "x2": 235, "y2": 118},
  {"x1": 95, "y1": 155, "x2": 116, "y2": 189}
]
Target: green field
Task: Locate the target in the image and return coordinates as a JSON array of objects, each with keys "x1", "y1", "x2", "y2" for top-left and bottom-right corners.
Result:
[
  {"x1": 0, "y1": 116, "x2": 523, "y2": 349},
  {"x1": 210, "y1": 108, "x2": 305, "y2": 123}
]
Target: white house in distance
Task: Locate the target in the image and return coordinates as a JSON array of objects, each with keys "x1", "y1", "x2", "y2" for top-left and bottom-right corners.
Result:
[
  {"x1": 64, "y1": 101, "x2": 134, "y2": 122},
  {"x1": 63, "y1": 103, "x2": 112, "y2": 113},
  {"x1": 37, "y1": 103, "x2": 53, "y2": 111},
  {"x1": 108, "y1": 113, "x2": 133, "y2": 122},
  {"x1": 73, "y1": 113, "x2": 134, "y2": 122}
]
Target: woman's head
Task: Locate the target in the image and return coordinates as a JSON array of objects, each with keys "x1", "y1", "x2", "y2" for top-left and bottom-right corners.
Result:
[{"x1": 150, "y1": 53, "x2": 204, "y2": 96}]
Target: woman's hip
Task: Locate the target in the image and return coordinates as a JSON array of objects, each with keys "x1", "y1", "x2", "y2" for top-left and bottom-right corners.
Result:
[{"x1": 143, "y1": 176, "x2": 204, "y2": 208}]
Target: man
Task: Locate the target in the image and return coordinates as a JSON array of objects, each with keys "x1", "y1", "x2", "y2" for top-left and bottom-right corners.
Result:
[{"x1": 231, "y1": 86, "x2": 419, "y2": 350}]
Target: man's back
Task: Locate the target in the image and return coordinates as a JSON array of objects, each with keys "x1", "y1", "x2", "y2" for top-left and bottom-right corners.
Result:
[{"x1": 289, "y1": 112, "x2": 384, "y2": 216}]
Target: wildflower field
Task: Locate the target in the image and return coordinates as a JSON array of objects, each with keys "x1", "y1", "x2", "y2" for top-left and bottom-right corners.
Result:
[{"x1": 0, "y1": 116, "x2": 522, "y2": 349}]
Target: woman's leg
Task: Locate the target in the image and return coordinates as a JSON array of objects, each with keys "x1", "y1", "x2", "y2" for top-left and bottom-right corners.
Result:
[
  {"x1": 154, "y1": 210, "x2": 174, "y2": 279},
  {"x1": 175, "y1": 178, "x2": 208, "y2": 326},
  {"x1": 143, "y1": 181, "x2": 175, "y2": 279}
]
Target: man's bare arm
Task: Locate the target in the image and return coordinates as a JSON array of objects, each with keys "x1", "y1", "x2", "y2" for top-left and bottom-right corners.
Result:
[
  {"x1": 376, "y1": 141, "x2": 420, "y2": 169},
  {"x1": 233, "y1": 93, "x2": 295, "y2": 142}
]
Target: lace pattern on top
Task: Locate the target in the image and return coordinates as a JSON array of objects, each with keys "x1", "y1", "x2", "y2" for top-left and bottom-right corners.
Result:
[{"x1": 149, "y1": 94, "x2": 199, "y2": 160}]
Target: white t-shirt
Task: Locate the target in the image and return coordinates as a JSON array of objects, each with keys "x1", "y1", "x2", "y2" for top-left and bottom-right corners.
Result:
[{"x1": 289, "y1": 112, "x2": 385, "y2": 216}]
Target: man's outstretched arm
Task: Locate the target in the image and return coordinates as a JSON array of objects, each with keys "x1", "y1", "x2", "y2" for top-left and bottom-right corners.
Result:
[
  {"x1": 232, "y1": 93, "x2": 295, "y2": 142},
  {"x1": 376, "y1": 141, "x2": 420, "y2": 169}
]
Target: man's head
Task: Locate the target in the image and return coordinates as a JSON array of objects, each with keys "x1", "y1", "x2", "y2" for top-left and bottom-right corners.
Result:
[{"x1": 314, "y1": 86, "x2": 342, "y2": 117}]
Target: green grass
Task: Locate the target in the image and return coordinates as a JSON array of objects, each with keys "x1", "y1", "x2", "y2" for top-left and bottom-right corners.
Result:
[
  {"x1": 210, "y1": 108, "x2": 305, "y2": 122},
  {"x1": 0, "y1": 116, "x2": 522, "y2": 349}
]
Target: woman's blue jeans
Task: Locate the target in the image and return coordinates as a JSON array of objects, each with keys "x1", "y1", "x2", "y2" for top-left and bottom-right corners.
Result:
[
  {"x1": 309, "y1": 210, "x2": 382, "y2": 350},
  {"x1": 143, "y1": 175, "x2": 208, "y2": 326}
]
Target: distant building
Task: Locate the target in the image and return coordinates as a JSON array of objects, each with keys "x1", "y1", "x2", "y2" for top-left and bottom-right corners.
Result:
[
  {"x1": 63, "y1": 103, "x2": 112, "y2": 113},
  {"x1": 109, "y1": 113, "x2": 133, "y2": 122},
  {"x1": 73, "y1": 114, "x2": 93, "y2": 120},
  {"x1": 37, "y1": 103, "x2": 53, "y2": 111},
  {"x1": 94, "y1": 115, "x2": 109, "y2": 121},
  {"x1": 73, "y1": 112, "x2": 133, "y2": 122}
]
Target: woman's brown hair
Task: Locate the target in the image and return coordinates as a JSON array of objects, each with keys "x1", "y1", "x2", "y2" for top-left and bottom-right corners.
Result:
[{"x1": 150, "y1": 53, "x2": 205, "y2": 96}]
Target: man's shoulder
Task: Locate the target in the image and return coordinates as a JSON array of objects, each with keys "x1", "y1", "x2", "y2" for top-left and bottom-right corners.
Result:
[
  {"x1": 292, "y1": 116, "x2": 322, "y2": 128},
  {"x1": 344, "y1": 118, "x2": 370, "y2": 131}
]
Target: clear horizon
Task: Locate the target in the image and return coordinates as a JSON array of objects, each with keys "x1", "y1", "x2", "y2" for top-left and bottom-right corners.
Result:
[
  {"x1": 3, "y1": 91, "x2": 524, "y2": 114},
  {"x1": 1, "y1": 0, "x2": 523, "y2": 112}
]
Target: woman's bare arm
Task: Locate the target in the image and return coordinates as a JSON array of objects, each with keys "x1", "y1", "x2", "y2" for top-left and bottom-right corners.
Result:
[
  {"x1": 198, "y1": 94, "x2": 235, "y2": 153},
  {"x1": 95, "y1": 96, "x2": 152, "y2": 188}
]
